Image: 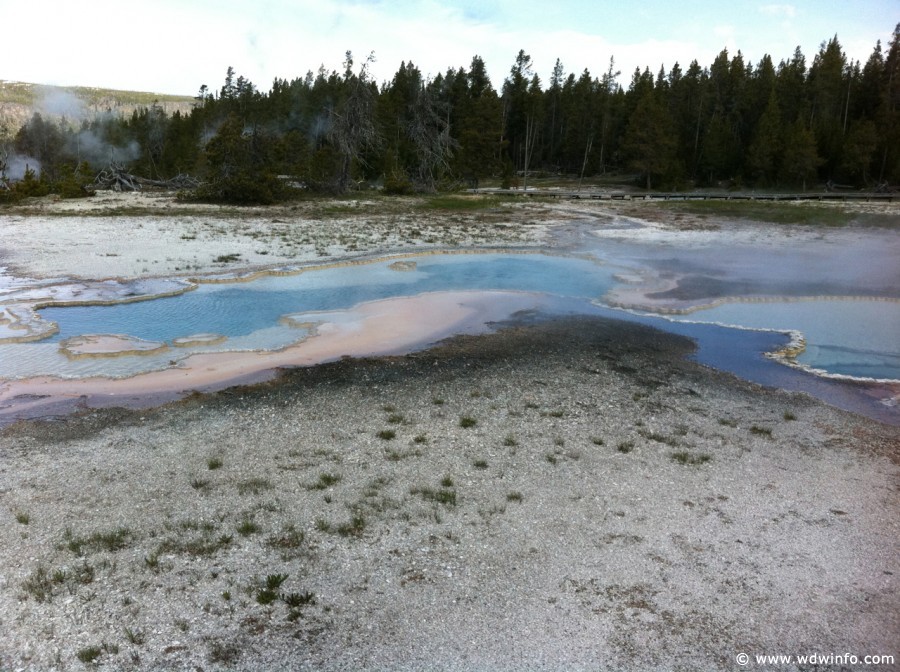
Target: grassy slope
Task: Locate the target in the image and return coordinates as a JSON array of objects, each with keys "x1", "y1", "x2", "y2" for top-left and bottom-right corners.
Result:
[{"x1": 0, "y1": 80, "x2": 195, "y2": 138}]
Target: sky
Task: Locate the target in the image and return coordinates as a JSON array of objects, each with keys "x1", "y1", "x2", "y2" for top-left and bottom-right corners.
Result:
[{"x1": 1, "y1": 0, "x2": 896, "y2": 96}]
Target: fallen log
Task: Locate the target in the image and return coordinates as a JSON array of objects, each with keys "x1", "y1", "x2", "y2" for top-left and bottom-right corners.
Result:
[{"x1": 94, "y1": 163, "x2": 202, "y2": 192}]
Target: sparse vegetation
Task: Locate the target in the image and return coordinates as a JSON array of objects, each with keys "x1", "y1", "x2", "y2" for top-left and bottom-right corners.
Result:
[
  {"x1": 237, "y1": 477, "x2": 272, "y2": 495},
  {"x1": 309, "y1": 472, "x2": 342, "y2": 489},
  {"x1": 267, "y1": 523, "x2": 306, "y2": 556},
  {"x1": 124, "y1": 627, "x2": 146, "y2": 645},
  {"x1": 63, "y1": 527, "x2": 133, "y2": 556},
  {"x1": 670, "y1": 451, "x2": 713, "y2": 466},
  {"x1": 639, "y1": 429, "x2": 680, "y2": 446},
  {"x1": 21, "y1": 565, "x2": 54, "y2": 603},
  {"x1": 750, "y1": 425, "x2": 773, "y2": 438},
  {"x1": 412, "y1": 484, "x2": 458, "y2": 506},
  {"x1": 190, "y1": 477, "x2": 210, "y2": 491},
  {"x1": 335, "y1": 514, "x2": 367, "y2": 537},
  {"x1": 256, "y1": 573, "x2": 289, "y2": 604},
  {"x1": 459, "y1": 415, "x2": 477, "y2": 428},
  {"x1": 236, "y1": 517, "x2": 261, "y2": 536},
  {"x1": 144, "y1": 553, "x2": 161, "y2": 572},
  {"x1": 377, "y1": 429, "x2": 396, "y2": 440},
  {"x1": 76, "y1": 646, "x2": 104, "y2": 664},
  {"x1": 207, "y1": 639, "x2": 241, "y2": 665}
]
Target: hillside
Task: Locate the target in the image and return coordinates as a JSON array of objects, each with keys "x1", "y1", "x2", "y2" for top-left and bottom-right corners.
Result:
[{"x1": 0, "y1": 80, "x2": 195, "y2": 139}]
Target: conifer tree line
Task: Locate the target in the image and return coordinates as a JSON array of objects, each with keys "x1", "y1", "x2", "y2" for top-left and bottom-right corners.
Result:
[{"x1": 2, "y1": 25, "x2": 899, "y2": 203}]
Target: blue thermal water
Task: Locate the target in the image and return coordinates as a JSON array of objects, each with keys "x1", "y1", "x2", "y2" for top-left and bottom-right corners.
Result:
[
  {"x1": 37, "y1": 254, "x2": 617, "y2": 343},
  {"x1": 2, "y1": 251, "x2": 896, "y2": 400},
  {"x1": 664, "y1": 299, "x2": 900, "y2": 380}
]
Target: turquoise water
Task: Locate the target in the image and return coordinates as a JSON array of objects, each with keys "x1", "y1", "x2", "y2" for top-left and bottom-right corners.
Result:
[
  {"x1": 39, "y1": 254, "x2": 617, "y2": 343},
  {"x1": 1, "y1": 252, "x2": 897, "y2": 393},
  {"x1": 1, "y1": 254, "x2": 619, "y2": 380},
  {"x1": 666, "y1": 299, "x2": 900, "y2": 380}
]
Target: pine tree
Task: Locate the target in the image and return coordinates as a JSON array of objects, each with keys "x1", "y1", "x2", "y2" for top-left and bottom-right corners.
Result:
[
  {"x1": 621, "y1": 89, "x2": 676, "y2": 189},
  {"x1": 780, "y1": 118, "x2": 822, "y2": 190}
]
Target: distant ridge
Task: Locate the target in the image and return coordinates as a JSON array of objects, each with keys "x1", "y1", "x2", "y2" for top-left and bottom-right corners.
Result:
[{"x1": 0, "y1": 80, "x2": 196, "y2": 139}]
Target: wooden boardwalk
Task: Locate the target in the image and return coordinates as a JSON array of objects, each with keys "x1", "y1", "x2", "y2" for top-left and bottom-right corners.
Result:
[{"x1": 471, "y1": 188, "x2": 897, "y2": 202}]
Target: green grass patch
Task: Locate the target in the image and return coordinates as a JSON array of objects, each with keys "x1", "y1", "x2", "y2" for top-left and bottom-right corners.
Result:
[
  {"x1": 412, "y1": 486, "x2": 457, "y2": 506},
  {"x1": 750, "y1": 425, "x2": 773, "y2": 438},
  {"x1": 63, "y1": 527, "x2": 133, "y2": 556},
  {"x1": 76, "y1": 646, "x2": 104, "y2": 664},
  {"x1": 670, "y1": 451, "x2": 712, "y2": 466},
  {"x1": 617, "y1": 441, "x2": 634, "y2": 454},
  {"x1": 236, "y1": 518, "x2": 261, "y2": 536},
  {"x1": 308, "y1": 472, "x2": 342, "y2": 490}
]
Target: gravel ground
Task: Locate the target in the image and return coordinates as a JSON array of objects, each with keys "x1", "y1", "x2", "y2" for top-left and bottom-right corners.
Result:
[{"x1": 1, "y1": 316, "x2": 897, "y2": 671}]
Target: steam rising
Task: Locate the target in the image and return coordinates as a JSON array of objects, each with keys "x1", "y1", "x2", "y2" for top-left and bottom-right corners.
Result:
[{"x1": 36, "y1": 87, "x2": 86, "y2": 120}]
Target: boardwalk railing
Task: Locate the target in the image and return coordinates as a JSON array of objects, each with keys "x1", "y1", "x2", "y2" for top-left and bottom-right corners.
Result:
[{"x1": 470, "y1": 188, "x2": 897, "y2": 202}]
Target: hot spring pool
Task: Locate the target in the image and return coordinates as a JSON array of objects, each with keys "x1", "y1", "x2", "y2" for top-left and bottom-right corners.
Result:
[{"x1": 1, "y1": 251, "x2": 896, "y2": 390}]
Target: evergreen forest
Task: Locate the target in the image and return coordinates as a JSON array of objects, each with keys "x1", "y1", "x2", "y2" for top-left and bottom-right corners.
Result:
[{"x1": 2, "y1": 25, "x2": 899, "y2": 203}]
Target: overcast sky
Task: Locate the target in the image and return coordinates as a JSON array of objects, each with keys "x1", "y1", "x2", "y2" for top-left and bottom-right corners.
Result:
[{"x1": 1, "y1": 0, "x2": 895, "y2": 96}]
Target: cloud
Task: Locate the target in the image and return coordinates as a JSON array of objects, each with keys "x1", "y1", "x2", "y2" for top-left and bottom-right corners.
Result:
[
  {"x1": 0, "y1": 0, "x2": 889, "y2": 97},
  {"x1": 759, "y1": 4, "x2": 797, "y2": 18}
]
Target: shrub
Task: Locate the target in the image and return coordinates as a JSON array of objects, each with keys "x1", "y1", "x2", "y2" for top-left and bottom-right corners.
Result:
[{"x1": 459, "y1": 415, "x2": 477, "y2": 428}]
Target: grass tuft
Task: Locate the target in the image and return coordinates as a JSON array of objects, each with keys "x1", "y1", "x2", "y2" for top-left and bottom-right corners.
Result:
[
  {"x1": 750, "y1": 425, "x2": 773, "y2": 438},
  {"x1": 459, "y1": 415, "x2": 477, "y2": 428},
  {"x1": 76, "y1": 646, "x2": 104, "y2": 664},
  {"x1": 236, "y1": 518, "x2": 260, "y2": 536},
  {"x1": 64, "y1": 527, "x2": 133, "y2": 556},
  {"x1": 309, "y1": 472, "x2": 342, "y2": 490},
  {"x1": 670, "y1": 451, "x2": 712, "y2": 466},
  {"x1": 237, "y1": 477, "x2": 271, "y2": 495}
]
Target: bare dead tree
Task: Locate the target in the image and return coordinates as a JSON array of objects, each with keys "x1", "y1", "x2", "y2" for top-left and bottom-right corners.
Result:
[
  {"x1": 328, "y1": 52, "x2": 380, "y2": 192},
  {"x1": 407, "y1": 85, "x2": 457, "y2": 191},
  {"x1": 522, "y1": 113, "x2": 539, "y2": 191}
]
